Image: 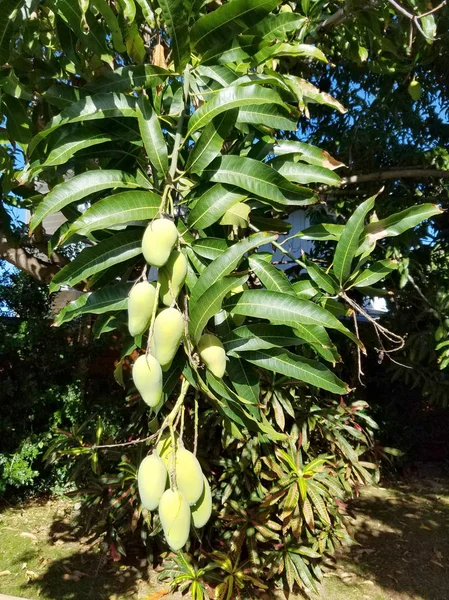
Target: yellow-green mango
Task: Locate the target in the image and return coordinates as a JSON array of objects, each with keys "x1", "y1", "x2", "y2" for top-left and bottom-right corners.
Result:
[
  {"x1": 128, "y1": 281, "x2": 157, "y2": 337},
  {"x1": 142, "y1": 218, "x2": 178, "y2": 267},
  {"x1": 158, "y1": 488, "x2": 191, "y2": 550},
  {"x1": 132, "y1": 354, "x2": 163, "y2": 407},
  {"x1": 158, "y1": 250, "x2": 188, "y2": 307},
  {"x1": 191, "y1": 475, "x2": 212, "y2": 528},
  {"x1": 175, "y1": 447, "x2": 204, "y2": 505},
  {"x1": 138, "y1": 453, "x2": 168, "y2": 511},
  {"x1": 408, "y1": 79, "x2": 422, "y2": 101},
  {"x1": 197, "y1": 334, "x2": 226, "y2": 378},
  {"x1": 151, "y1": 307, "x2": 184, "y2": 371}
]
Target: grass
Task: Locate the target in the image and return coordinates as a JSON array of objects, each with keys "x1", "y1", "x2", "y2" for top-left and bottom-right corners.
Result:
[{"x1": 0, "y1": 479, "x2": 448, "y2": 600}]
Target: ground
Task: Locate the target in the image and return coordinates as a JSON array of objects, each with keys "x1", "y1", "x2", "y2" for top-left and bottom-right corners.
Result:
[{"x1": 0, "y1": 479, "x2": 448, "y2": 600}]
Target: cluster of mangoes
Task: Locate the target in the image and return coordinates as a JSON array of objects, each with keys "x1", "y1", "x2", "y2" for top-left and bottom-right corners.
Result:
[
  {"x1": 128, "y1": 217, "x2": 227, "y2": 408},
  {"x1": 137, "y1": 435, "x2": 212, "y2": 550}
]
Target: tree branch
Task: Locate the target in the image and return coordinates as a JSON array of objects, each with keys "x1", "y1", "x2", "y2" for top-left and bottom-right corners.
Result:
[
  {"x1": 0, "y1": 234, "x2": 60, "y2": 283},
  {"x1": 340, "y1": 168, "x2": 449, "y2": 186}
]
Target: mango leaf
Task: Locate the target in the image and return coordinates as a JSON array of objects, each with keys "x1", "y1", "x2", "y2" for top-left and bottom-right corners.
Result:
[
  {"x1": 256, "y1": 42, "x2": 328, "y2": 65},
  {"x1": 54, "y1": 283, "x2": 131, "y2": 326},
  {"x1": 186, "y1": 110, "x2": 237, "y2": 174},
  {"x1": 237, "y1": 104, "x2": 297, "y2": 131},
  {"x1": 204, "y1": 156, "x2": 317, "y2": 206},
  {"x1": 39, "y1": 127, "x2": 117, "y2": 169},
  {"x1": 285, "y1": 76, "x2": 347, "y2": 114},
  {"x1": 188, "y1": 184, "x2": 247, "y2": 230},
  {"x1": 91, "y1": 0, "x2": 126, "y2": 52},
  {"x1": 349, "y1": 259, "x2": 399, "y2": 288},
  {"x1": 333, "y1": 194, "x2": 376, "y2": 286},
  {"x1": 136, "y1": 95, "x2": 169, "y2": 176},
  {"x1": 246, "y1": 12, "x2": 306, "y2": 40},
  {"x1": 29, "y1": 94, "x2": 137, "y2": 155},
  {"x1": 223, "y1": 324, "x2": 305, "y2": 354},
  {"x1": 50, "y1": 229, "x2": 143, "y2": 292},
  {"x1": 223, "y1": 290, "x2": 362, "y2": 348},
  {"x1": 202, "y1": 35, "x2": 271, "y2": 66},
  {"x1": 65, "y1": 190, "x2": 161, "y2": 239},
  {"x1": 192, "y1": 237, "x2": 232, "y2": 260},
  {"x1": 0, "y1": 0, "x2": 24, "y2": 66},
  {"x1": 363, "y1": 203, "x2": 443, "y2": 245},
  {"x1": 187, "y1": 84, "x2": 288, "y2": 136},
  {"x1": 29, "y1": 170, "x2": 149, "y2": 232},
  {"x1": 124, "y1": 20, "x2": 146, "y2": 63},
  {"x1": 158, "y1": 0, "x2": 189, "y2": 69},
  {"x1": 275, "y1": 162, "x2": 341, "y2": 186},
  {"x1": 273, "y1": 141, "x2": 344, "y2": 170},
  {"x1": 227, "y1": 358, "x2": 260, "y2": 406},
  {"x1": 303, "y1": 259, "x2": 338, "y2": 295},
  {"x1": 190, "y1": 232, "x2": 276, "y2": 305},
  {"x1": 243, "y1": 348, "x2": 349, "y2": 395},
  {"x1": 189, "y1": 275, "x2": 248, "y2": 342},
  {"x1": 90, "y1": 65, "x2": 169, "y2": 93},
  {"x1": 190, "y1": 0, "x2": 280, "y2": 54},
  {"x1": 292, "y1": 223, "x2": 344, "y2": 241},
  {"x1": 292, "y1": 280, "x2": 319, "y2": 299},
  {"x1": 249, "y1": 255, "x2": 294, "y2": 293}
]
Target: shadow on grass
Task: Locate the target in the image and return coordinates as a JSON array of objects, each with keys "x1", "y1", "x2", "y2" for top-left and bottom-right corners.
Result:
[{"x1": 334, "y1": 478, "x2": 449, "y2": 600}]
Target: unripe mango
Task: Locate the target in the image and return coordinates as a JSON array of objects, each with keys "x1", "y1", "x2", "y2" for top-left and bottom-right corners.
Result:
[
  {"x1": 191, "y1": 475, "x2": 212, "y2": 528},
  {"x1": 142, "y1": 218, "x2": 178, "y2": 267},
  {"x1": 151, "y1": 307, "x2": 184, "y2": 371},
  {"x1": 158, "y1": 489, "x2": 191, "y2": 550},
  {"x1": 408, "y1": 79, "x2": 422, "y2": 101},
  {"x1": 198, "y1": 334, "x2": 226, "y2": 378},
  {"x1": 175, "y1": 448, "x2": 204, "y2": 505},
  {"x1": 128, "y1": 281, "x2": 157, "y2": 337},
  {"x1": 132, "y1": 354, "x2": 163, "y2": 407},
  {"x1": 158, "y1": 250, "x2": 188, "y2": 307},
  {"x1": 138, "y1": 453, "x2": 168, "y2": 511}
]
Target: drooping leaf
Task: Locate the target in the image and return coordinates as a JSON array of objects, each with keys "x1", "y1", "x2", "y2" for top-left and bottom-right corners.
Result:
[
  {"x1": 188, "y1": 184, "x2": 247, "y2": 230},
  {"x1": 158, "y1": 0, "x2": 190, "y2": 69},
  {"x1": 29, "y1": 170, "x2": 149, "y2": 232},
  {"x1": 204, "y1": 155, "x2": 317, "y2": 205},
  {"x1": 246, "y1": 12, "x2": 306, "y2": 40},
  {"x1": 349, "y1": 259, "x2": 399, "y2": 288},
  {"x1": 303, "y1": 259, "x2": 338, "y2": 295},
  {"x1": 243, "y1": 348, "x2": 348, "y2": 394},
  {"x1": 190, "y1": 0, "x2": 280, "y2": 54},
  {"x1": 292, "y1": 223, "x2": 344, "y2": 242},
  {"x1": 54, "y1": 283, "x2": 131, "y2": 326},
  {"x1": 227, "y1": 357, "x2": 260, "y2": 405},
  {"x1": 50, "y1": 229, "x2": 143, "y2": 292},
  {"x1": 333, "y1": 194, "x2": 377, "y2": 286},
  {"x1": 136, "y1": 95, "x2": 169, "y2": 176},
  {"x1": 39, "y1": 127, "x2": 117, "y2": 169},
  {"x1": 274, "y1": 162, "x2": 341, "y2": 186},
  {"x1": 273, "y1": 141, "x2": 345, "y2": 170},
  {"x1": 237, "y1": 104, "x2": 297, "y2": 131},
  {"x1": 190, "y1": 232, "x2": 277, "y2": 305}
]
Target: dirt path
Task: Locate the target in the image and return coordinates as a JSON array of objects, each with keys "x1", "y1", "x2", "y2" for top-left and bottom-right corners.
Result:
[{"x1": 1, "y1": 480, "x2": 448, "y2": 600}]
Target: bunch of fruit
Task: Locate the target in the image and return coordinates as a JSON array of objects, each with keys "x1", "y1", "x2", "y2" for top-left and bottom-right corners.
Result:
[
  {"x1": 128, "y1": 216, "x2": 220, "y2": 549},
  {"x1": 138, "y1": 436, "x2": 212, "y2": 550}
]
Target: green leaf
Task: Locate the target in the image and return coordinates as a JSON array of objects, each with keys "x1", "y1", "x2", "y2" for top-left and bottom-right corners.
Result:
[
  {"x1": 246, "y1": 12, "x2": 306, "y2": 40},
  {"x1": 186, "y1": 110, "x2": 237, "y2": 175},
  {"x1": 202, "y1": 35, "x2": 270, "y2": 66},
  {"x1": 29, "y1": 94, "x2": 137, "y2": 155},
  {"x1": 293, "y1": 323, "x2": 341, "y2": 364},
  {"x1": 349, "y1": 259, "x2": 399, "y2": 288},
  {"x1": 237, "y1": 104, "x2": 297, "y2": 131},
  {"x1": 190, "y1": 0, "x2": 280, "y2": 54},
  {"x1": 333, "y1": 194, "x2": 376, "y2": 286},
  {"x1": 54, "y1": 283, "x2": 131, "y2": 326},
  {"x1": 3, "y1": 96, "x2": 31, "y2": 147},
  {"x1": 0, "y1": 0, "x2": 24, "y2": 66},
  {"x1": 303, "y1": 259, "x2": 338, "y2": 295},
  {"x1": 158, "y1": 0, "x2": 190, "y2": 69},
  {"x1": 243, "y1": 349, "x2": 348, "y2": 394},
  {"x1": 285, "y1": 76, "x2": 347, "y2": 114},
  {"x1": 187, "y1": 84, "x2": 288, "y2": 136},
  {"x1": 189, "y1": 275, "x2": 248, "y2": 342},
  {"x1": 223, "y1": 324, "x2": 304, "y2": 353},
  {"x1": 91, "y1": 0, "x2": 127, "y2": 52},
  {"x1": 223, "y1": 290, "x2": 357, "y2": 341},
  {"x1": 273, "y1": 141, "x2": 344, "y2": 170},
  {"x1": 188, "y1": 184, "x2": 247, "y2": 230},
  {"x1": 292, "y1": 223, "x2": 344, "y2": 241},
  {"x1": 136, "y1": 95, "x2": 169, "y2": 176},
  {"x1": 124, "y1": 20, "x2": 146, "y2": 64},
  {"x1": 363, "y1": 203, "x2": 443, "y2": 245},
  {"x1": 192, "y1": 237, "x2": 232, "y2": 260},
  {"x1": 117, "y1": 0, "x2": 136, "y2": 21},
  {"x1": 204, "y1": 156, "x2": 317, "y2": 206},
  {"x1": 275, "y1": 162, "x2": 341, "y2": 186},
  {"x1": 40, "y1": 127, "x2": 117, "y2": 169},
  {"x1": 90, "y1": 65, "x2": 169, "y2": 93},
  {"x1": 256, "y1": 42, "x2": 328, "y2": 65},
  {"x1": 50, "y1": 229, "x2": 143, "y2": 292},
  {"x1": 292, "y1": 280, "x2": 319, "y2": 299},
  {"x1": 29, "y1": 170, "x2": 148, "y2": 232},
  {"x1": 249, "y1": 255, "x2": 294, "y2": 293},
  {"x1": 190, "y1": 232, "x2": 276, "y2": 305},
  {"x1": 65, "y1": 190, "x2": 161, "y2": 239},
  {"x1": 228, "y1": 358, "x2": 260, "y2": 405}
]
